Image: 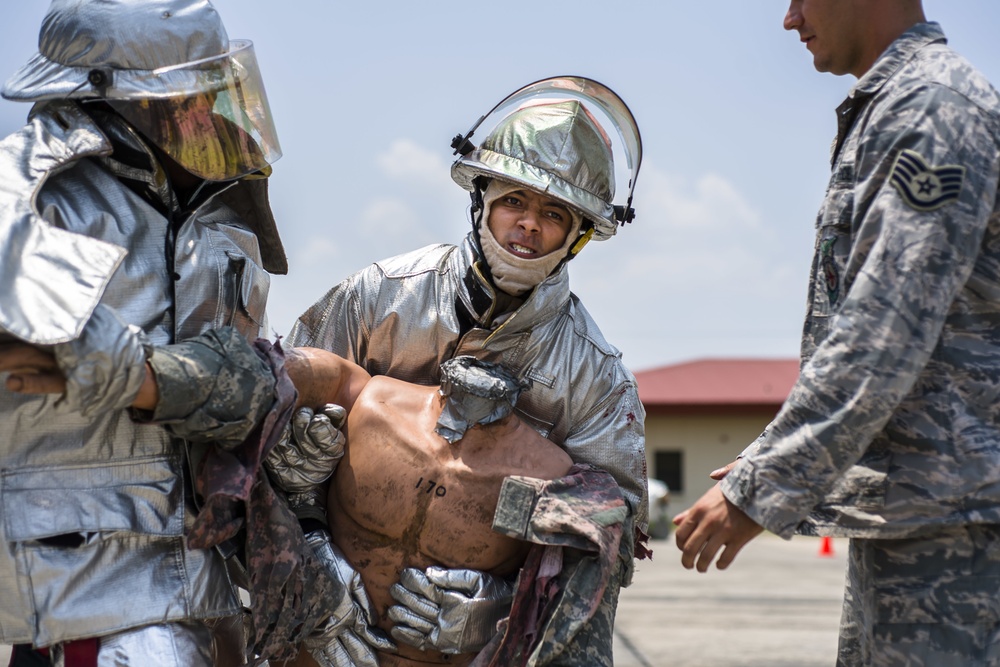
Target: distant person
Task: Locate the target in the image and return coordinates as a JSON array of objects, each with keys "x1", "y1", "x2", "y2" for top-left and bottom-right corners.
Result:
[
  {"x1": 286, "y1": 77, "x2": 650, "y2": 665},
  {"x1": 673, "y1": 1, "x2": 1000, "y2": 665}
]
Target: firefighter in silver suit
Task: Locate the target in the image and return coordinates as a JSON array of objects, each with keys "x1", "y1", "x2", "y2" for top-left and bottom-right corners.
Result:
[
  {"x1": 287, "y1": 78, "x2": 649, "y2": 666},
  {"x1": 0, "y1": 1, "x2": 286, "y2": 664}
]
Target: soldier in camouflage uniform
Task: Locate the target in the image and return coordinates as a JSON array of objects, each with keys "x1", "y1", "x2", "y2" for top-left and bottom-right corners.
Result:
[{"x1": 674, "y1": 1, "x2": 1000, "y2": 666}]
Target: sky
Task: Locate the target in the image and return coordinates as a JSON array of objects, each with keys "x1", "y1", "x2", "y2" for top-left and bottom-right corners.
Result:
[{"x1": 2, "y1": 1, "x2": 999, "y2": 373}]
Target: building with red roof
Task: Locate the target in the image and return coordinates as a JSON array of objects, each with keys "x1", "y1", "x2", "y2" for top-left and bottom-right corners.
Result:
[{"x1": 634, "y1": 358, "x2": 799, "y2": 535}]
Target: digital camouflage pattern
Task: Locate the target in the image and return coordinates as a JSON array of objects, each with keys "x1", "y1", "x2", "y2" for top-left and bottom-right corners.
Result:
[
  {"x1": 472, "y1": 464, "x2": 633, "y2": 667},
  {"x1": 720, "y1": 21, "x2": 1000, "y2": 667},
  {"x1": 143, "y1": 327, "x2": 275, "y2": 449},
  {"x1": 147, "y1": 332, "x2": 340, "y2": 664},
  {"x1": 837, "y1": 525, "x2": 1000, "y2": 666},
  {"x1": 722, "y1": 22, "x2": 1000, "y2": 540}
]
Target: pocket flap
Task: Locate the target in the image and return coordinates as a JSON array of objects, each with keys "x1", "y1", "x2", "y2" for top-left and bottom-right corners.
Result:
[
  {"x1": 2, "y1": 457, "x2": 184, "y2": 541},
  {"x1": 228, "y1": 251, "x2": 270, "y2": 326}
]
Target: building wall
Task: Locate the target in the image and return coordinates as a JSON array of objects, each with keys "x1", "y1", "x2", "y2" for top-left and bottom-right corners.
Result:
[{"x1": 643, "y1": 410, "x2": 778, "y2": 520}]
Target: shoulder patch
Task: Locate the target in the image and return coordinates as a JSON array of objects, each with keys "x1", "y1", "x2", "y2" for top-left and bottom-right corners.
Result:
[{"x1": 889, "y1": 149, "x2": 965, "y2": 211}]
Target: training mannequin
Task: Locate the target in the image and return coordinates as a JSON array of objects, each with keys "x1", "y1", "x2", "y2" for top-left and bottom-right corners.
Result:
[{"x1": 284, "y1": 348, "x2": 573, "y2": 667}]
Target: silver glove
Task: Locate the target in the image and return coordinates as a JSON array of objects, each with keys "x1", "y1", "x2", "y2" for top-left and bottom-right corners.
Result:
[
  {"x1": 52, "y1": 304, "x2": 149, "y2": 417},
  {"x1": 265, "y1": 403, "x2": 347, "y2": 493},
  {"x1": 305, "y1": 529, "x2": 396, "y2": 667},
  {"x1": 388, "y1": 566, "x2": 514, "y2": 654}
]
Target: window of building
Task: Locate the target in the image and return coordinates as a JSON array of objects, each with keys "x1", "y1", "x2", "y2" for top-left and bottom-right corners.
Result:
[{"x1": 655, "y1": 450, "x2": 683, "y2": 492}]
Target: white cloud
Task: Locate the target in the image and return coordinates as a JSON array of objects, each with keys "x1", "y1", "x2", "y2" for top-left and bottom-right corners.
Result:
[
  {"x1": 360, "y1": 197, "x2": 422, "y2": 236},
  {"x1": 639, "y1": 164, "x2": 762, "y2": 232},
  {"x1": 363, "y1": 139, "x2": 474, "y2": 243},
  {"x1": 376, "y1": 139, "x2": 455, "y2": 192},
  {"x1": 295, "y1": 237, "x2": 341, "y2": 268}
]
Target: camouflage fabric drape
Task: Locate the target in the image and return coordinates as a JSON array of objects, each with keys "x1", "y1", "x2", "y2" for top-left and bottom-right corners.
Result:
[{"x1": 185, "y1": 338, "x2": 336, "y2": 664}]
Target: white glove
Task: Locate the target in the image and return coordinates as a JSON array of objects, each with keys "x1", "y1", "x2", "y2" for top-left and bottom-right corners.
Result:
[
  {"x1": 387, "y1": 566, "x2": 513, "y2": 654},
  {"x1": 305, "y1": 529, "x2": 396, "y2": 666},
  {"x1": 266, "y1": 403, "x2": 346, "y2": 493},
  {"x1": 52, "y1": 304, "x2": 149, "y2": 417}
]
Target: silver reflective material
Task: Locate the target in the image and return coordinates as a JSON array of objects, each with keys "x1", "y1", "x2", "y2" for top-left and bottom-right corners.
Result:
[
  {"x1": 451, "y1": 76, "x2": 642, "y2": 240},
  {"x1": 92, "y1": 621, "x2": 215, "y2": 667},
  {"x1": 5, "y1": 0, "x2": 229, "y2": 100},
  {"x1": 51, "y1": 303, "x2": 149, "y2": 417},
  {"x1": 266, "y1": 404, "x2": 347, "y2": 493},
  {"x1": 0, "y1": 103, "x2": 124, "y2": 343},
  {"x1": 3, "y1": 0, "x2": 281, "y2": 182},
  {"x1": 303, "y1": 529, "x2": 395, "y2": 667},
  {"x1": 388, "y1": 566, "x2": 514, "y2": 654},
  {"x1": 0, "y1": 103, "x2": 270, "y2": 645},
  {"x1": 435, "y1": 355, "x2": 529, "y2": 444}
]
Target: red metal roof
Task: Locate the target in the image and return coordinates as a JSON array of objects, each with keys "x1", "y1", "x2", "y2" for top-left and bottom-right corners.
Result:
[{"x1": 634, "y1": 358, "x2": 799, "y2": 408}]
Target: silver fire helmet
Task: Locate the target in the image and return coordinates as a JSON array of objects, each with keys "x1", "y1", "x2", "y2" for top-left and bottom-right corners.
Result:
[
  {"x1": 451, "y1": 76, "x2": 642, "y2": 241},
  {"x1": 2, "y1": 0, "x2": 281, "y2": 182}
]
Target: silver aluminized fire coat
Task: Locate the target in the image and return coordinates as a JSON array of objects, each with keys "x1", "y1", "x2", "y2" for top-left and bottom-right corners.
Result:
[
  {"x1": 0, "y1": 104, "x2": 125, "y2": 343},
  {"x1": 0, "y1": 102, "x2": 271, "y2": 646},
  {"x1": 289, "y1": 237, "x2": 649, "y2": 535}
]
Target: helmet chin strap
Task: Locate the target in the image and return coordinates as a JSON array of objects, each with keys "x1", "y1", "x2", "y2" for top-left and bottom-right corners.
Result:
[
  {"x1": 568, "y1": 227, "x2": 595, "y2": 257},
  {"x1": 468, "y1": 178, "x2": 497, "y2": 286}
]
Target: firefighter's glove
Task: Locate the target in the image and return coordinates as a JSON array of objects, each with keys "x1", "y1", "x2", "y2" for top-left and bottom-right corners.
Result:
[
  {"x1": 304, "y1": 529, "x2": 396, "y2": 666},
  {"x1": 388, "y1": 566, "x2": 513, "y2": 654},
  {"x1": 53, "y1": 304, "x2": 149, "y2": 418},
  {"x1": 266, "y1": 403, "x2": 346, "y2": 493}
]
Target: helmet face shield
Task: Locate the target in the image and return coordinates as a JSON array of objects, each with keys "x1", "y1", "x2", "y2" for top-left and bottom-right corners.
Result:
[{"x1": 107, "y1": 41, "x2": 280, "y2": 181}]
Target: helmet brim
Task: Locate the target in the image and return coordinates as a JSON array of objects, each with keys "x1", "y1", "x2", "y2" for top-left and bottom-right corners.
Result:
[{"x1": 3, "y1": 40, "x2": 258, "y2": 103}]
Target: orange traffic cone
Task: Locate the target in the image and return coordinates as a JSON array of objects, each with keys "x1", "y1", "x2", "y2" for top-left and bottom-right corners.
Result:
[{"x1": 818, "y1": 536, "x2": 834, "y2": 557}]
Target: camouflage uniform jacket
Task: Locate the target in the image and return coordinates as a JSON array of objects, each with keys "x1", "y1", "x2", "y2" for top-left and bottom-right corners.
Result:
[
  {"x1": 722, "y1": 22, "x2": 1000, "y2": 539},
  {"x1": 473, "y1": 464, "x2": 626, "y2": 667}
]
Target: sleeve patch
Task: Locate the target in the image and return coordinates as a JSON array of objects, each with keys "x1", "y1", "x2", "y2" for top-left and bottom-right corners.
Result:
[{"x1": 889, "y1": 149, "x2": 965, "y2": 211}]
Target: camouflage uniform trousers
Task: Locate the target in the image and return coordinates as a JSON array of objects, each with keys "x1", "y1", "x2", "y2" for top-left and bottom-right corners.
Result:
[{"x1": 838, "y1": 525, "x2": 1000, "y2": 666}]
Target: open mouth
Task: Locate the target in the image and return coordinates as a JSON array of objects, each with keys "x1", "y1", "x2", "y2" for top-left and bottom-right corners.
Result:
[{"x1": 508, "y1": 242, "x2": 537, "y2": 258}]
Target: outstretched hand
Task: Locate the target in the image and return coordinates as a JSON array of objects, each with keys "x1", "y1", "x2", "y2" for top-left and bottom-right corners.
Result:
[{"x1": 673, "y1": 485, "x2": 764, "y2": 573}]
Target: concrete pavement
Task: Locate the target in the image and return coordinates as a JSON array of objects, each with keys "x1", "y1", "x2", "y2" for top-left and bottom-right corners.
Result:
[{"x1": 613, "y1": 533, "x2": 848, "y2": 667}]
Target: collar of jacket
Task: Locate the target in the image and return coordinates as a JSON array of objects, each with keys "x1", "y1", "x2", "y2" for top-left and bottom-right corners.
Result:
[
  {"x1": 830, "y1": 22, "x2": 946, "y2": 165},
  {"x1": 84, "y1": 105, "x2": 180, "y2": 215},
  {"x1": 83, "y1": 105, "x2": 236, "y2": 221},
  {"x1": 453, "y1": 234, "x2": 571, "y2": 335},
  {"x1": 82, "y1": 105, "x2": 288, "y2": 274},
  {"x1": 849, "y1": 22, "x2": 946, "y2": 102}
]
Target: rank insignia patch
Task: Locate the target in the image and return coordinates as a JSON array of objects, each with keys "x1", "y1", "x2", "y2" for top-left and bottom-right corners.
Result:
[{"x1": 889, "y1": 149, "x2": 965, "y2": 211}]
